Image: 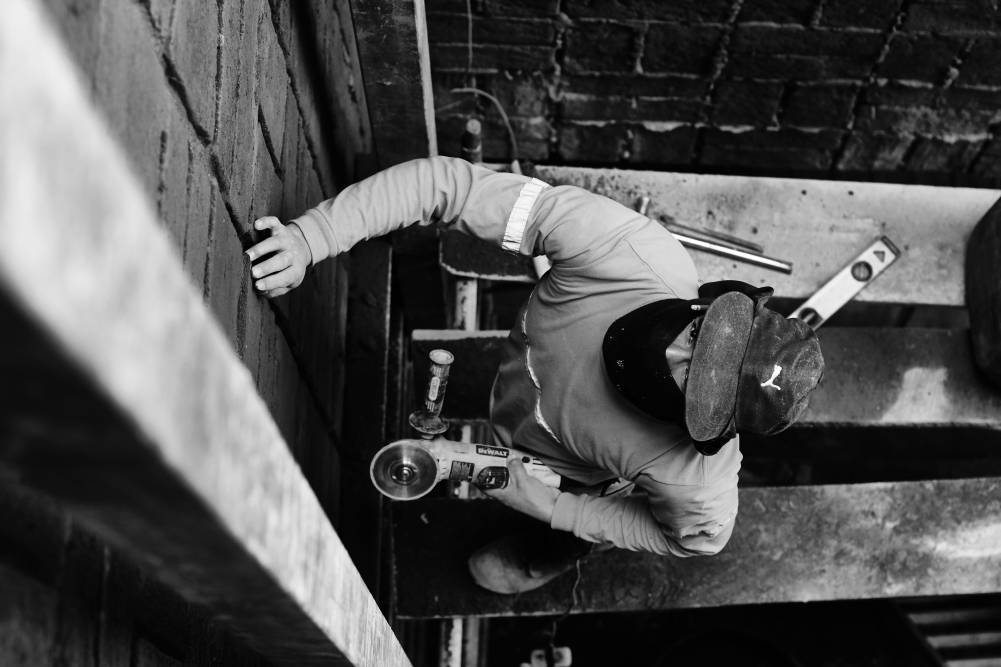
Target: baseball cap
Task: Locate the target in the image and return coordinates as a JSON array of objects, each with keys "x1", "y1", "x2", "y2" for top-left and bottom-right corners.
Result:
[
  {"x1": 603, "y1": 281, "x2": 824, "y2": 455},
  {"x1": 685, "y1": 286, "x2": 824, "y2": 453}
]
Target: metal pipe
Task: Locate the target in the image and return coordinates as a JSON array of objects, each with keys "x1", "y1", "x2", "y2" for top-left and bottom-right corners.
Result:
[{"x1": 671, "y1": 231, "x2": 794, "y2": 274}]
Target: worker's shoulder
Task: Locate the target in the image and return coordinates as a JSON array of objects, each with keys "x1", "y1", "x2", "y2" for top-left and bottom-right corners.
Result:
[{"x1": 620, "y1": 220, "x2": 699, "y2": 295}]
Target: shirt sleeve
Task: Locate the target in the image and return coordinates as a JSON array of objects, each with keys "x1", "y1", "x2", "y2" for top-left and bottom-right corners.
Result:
[
  {"x1": 290, "y1": 156, "x2": 537, "y2": 264},
  {"x1": 549, "y1": 442, "x2": 741, "y2": 557}
]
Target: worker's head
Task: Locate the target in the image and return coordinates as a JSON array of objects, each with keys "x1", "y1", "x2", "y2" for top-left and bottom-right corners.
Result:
[{"x1": 603, "y1": 281, "x2": 824, "y2": 455}]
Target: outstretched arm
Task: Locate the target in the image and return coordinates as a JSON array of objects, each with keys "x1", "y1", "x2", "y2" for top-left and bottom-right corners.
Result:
[{"x1": 246, "y1": 156, "x2": 537, "y2": 297}]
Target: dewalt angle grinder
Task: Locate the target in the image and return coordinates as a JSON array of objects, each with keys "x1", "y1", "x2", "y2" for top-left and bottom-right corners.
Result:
[{"x1": 369, "y1": 348, "x2": 561, "y2": 501}]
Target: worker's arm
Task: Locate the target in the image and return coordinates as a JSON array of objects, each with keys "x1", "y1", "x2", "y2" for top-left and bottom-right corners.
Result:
[
  {"x1": 246, "y1": 156, "x2": 537, "y2": 297},
  {"x1": 548, "y1": 471, "x2": 738, "y2": 557},
  {"x1": 245, "y1": 155, "x2": 691, "y2": 297}
]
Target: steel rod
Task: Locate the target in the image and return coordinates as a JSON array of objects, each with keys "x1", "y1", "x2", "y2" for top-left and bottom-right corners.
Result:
[{"x1": 672, "y1": 231, "x2": 794, "y2": 274}]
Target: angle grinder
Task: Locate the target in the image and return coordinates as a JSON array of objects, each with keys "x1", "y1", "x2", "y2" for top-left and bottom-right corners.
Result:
[{"x1": 370, "y1": 437, "x2": 561, "y2": 501}]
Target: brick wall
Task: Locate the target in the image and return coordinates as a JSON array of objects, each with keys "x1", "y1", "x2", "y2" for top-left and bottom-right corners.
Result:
[
  {"x1": 430, "y1": 0, "x2": 1001, "y2": 184},
  {"x1": 0, "y1": 2, "x2": 370, "y2": 664},
  {"x1": 41, "y1": 0, "x2": 371, "y2": 519}
]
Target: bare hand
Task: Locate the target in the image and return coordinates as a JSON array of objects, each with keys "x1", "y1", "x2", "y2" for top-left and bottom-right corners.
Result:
[
  {"x1": 481, "y1": 458, "x2": 560, "y2": 524},
  {"x1": 245, "y1": 217, "x2": 312, "y2": 298}
]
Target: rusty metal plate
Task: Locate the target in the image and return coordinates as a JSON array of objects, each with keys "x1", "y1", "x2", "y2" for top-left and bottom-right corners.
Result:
[
  {"x1": 393, "y1": 478, "x2": 1001, "y2": 618},
  {"x1": 439, "y1": 165, "x2": 999, "y2": 306}
]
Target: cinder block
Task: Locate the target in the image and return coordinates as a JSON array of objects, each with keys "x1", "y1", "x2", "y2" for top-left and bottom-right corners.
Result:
[
  {"x1": 738, "y1": 0, "x2": 817, "y2": 25},
  {"x1": 564, "y1": 0, "x2": 732, "y2": 23},
  {"x1": 819, "y1": 0, "x2": 903, "y2": 29},
  {"x1": 711, "y1": 80, "x2": 784, "y2": 127},
  {"x1": 834, "y1": 131, "x2": 912, "y2": 171},
  {"x1": 166, "y1": 0, "x2": 218, "y2": 138},
  {"x1": 557, "y1": 122, "x2": 629, "y2": 162},
  {"x1": 428, "y1": 14, "x2": 555, "y2": 46},
  {"x1": 644, "y1": 24, "x2": 723, "y2": 76},
  {"x1": 782, "y1": 84, "x2": 858, "y2": 128},
  {"x1": 564, "y1": 21, "x2": 636, "y2": 73},
  {"x1": 629, "y1": 124, "x2": 698, "y2": 165},
  {"x1": 879, "y1": 34, "x2": 964, "y2": 83},
  {"x1": 957, "y1": 37, "x2": 1001, "y2": 87}
]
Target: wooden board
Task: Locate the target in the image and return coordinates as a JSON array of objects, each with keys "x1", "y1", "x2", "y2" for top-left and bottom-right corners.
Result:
[
  {"x1": 352, "y1": 0, "x2": 437, "y2": 165},
  {"x1": 439, "y1": 166, "x2": 1001, "y2": 306},
  {"x1": 0, "y1": 4, "x2": 408, "y2": 665},
  {"x1": 393, "y1": 478, "x2": 1001, "y2": 618}
]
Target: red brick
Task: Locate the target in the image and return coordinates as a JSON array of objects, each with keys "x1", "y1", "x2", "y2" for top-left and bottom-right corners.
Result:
[
  {"x1": 94, "y1": 0, "x2": 172, "y2": 196},
  {"x1": 726, "y1": 53, "x2": 872, "y2": 79},
  {"x1": 782, "y1": 84, "x2": 858, "y2": 127},
  {"x1": 644, "y1": 24, "x2": 723, "y2": 76},
  {"x1": 711, "y1": 80, "x2": 784, "y2": 126},
  {"x1": 425, "y1": 0, "x2": 562, "y2": 17},
  {"x1": 700, "y1": 127, "x2": 843, "y2": 170},
  {"x1": 864, "y1": 82, "x2": 937, "y2": 107},
  {"x1": 257, "y1": 4, "x2": 289, "y2": 160},
  {"x1": 214, "y1": 0, "x2": 262, "y2": 225},
  {"x1": 905, "y1": 1, "x2": 1001, "y2": 34},
  {"x1": 564, "y1": 74, "x2": 708, "y2": 99},
  {"x1": 166, "y1": 0, "x2": 218, "y2": 138},
  {"x1": 432, "y1": 43, "x2": 556, "y2": 71},
  {"x1": 629, "y1": 125, "x2": 698, "y2": 164},
  {"x1": 819, "y1": 0, "x2": 903, "y2": 29},
  {"x1": 738, "y1": 0, "x2": 818, "y2": 25},
  {"x1": 942, "y1": 86, "x2": 1001, "y2": 112},
  {"x1": 428, "y1": 14, "x2": 556, "y2": 46},
  {"x1": 557, "y1": 122, "x2": 630, "y2": 162},
  {"x1": 879, "y1": 34, "x2": 964, "y2": 83},
  {"x1": 835, "y1": 131, "x2": 913, "y2": 171},
  {"x1": 482, "y1": 116, "x2": 552, "y2": 161},
  {"x1": 730, "y1": 25, "x2": 884, "y2": 57},
  {"x1": 564, "y1": 0, "x2": 733, "y2": 23},
  {"x1": 956, "y1": 37, "x2": 1001, "y2": 87},
  {"x1": 562, "y1": 93, "x2": 704, "y2": 122},
  {"x1": 856, "y1": 104, "x2": 995, "y2": 137},
  {"x1": 905, "y1": 136, "x2": 983, "y2": 173},
  {"x1": 564, "y1": 21, "x2": 637, "y2": 73},
  {"x1": 970, "y1": 137, "x2": 1001, "y2": 180}
]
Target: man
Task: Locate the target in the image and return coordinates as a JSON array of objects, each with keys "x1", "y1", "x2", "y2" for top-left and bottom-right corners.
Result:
[{"x1": 246, "y1": 156, "x2": 824, "y2": 594}]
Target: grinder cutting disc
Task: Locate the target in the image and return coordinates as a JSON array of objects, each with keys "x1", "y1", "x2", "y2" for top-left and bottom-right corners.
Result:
[{"x1": 370, "y1": 441, "x2": 439, "y2": 501}]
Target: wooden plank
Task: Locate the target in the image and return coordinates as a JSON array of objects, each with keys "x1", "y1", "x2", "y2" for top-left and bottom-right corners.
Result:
[
  {"x1": 412, "y1": 328, "x2": 1001, "y2": 433},
  {"x1": 440, "y1": 165, "x2": 1000, "y2": 306},
  {"x1": 392, "y1": 477, "x2": 1001, "y2": 618},
  {"x1": 351, "y1": 0, "x2": 437, "y2": 165},
  {"x1": 0, "y1": 3, "x2": 408, "y2": 665}
]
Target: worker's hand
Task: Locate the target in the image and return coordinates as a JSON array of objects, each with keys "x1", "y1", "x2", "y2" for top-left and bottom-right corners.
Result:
[
  {"x1": 480, "y1": 458, "x2": 560, "y2": 524},
  {"x1": 245, "y1": 217, "x2": 312, "y2": 298}
]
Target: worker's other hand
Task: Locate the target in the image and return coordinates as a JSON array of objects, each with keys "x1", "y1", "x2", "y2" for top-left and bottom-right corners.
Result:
[
  {"x1": 246, "y1": 217, "x2": 312, "y2": 298},
  {"x1": 481, "y1": 458, "x2": 560, "y2": 524}
]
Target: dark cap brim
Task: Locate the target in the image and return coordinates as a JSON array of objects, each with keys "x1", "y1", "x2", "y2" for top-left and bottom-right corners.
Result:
[{"x1": 685, "y1": 292, "x2": 754, "y2": 442}]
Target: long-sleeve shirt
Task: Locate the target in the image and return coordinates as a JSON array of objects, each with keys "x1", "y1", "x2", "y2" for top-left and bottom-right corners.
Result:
[{"x1": 292, "y1": 156, "x2": 742, "y2": 557}]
